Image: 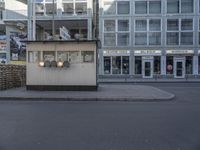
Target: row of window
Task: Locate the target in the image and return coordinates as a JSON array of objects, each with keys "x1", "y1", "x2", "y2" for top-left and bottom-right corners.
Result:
[
  {"x1": 28, "y1": 51, "x2": 94, "y2": 64},
  {"x1": 103, "y1": 0, "x2": 198, "y2": 15},
  {"x1": 103, "y1": 56, "x2": 194, "y2": 75},
  {"x1": 103, "y1": 18, "x2": 200, "y2": 46}
]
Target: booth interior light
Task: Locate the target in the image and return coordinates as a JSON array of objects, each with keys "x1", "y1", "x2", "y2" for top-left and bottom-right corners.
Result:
[
  {"x1": 39, "y1": 61, "x2": 45, "y2": 67},
  {"x1": 57, "y1": 61, "x2": 63, "y2": 67}
]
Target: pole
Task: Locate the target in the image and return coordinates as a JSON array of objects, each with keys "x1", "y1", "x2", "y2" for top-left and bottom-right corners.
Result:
[{"x1": 52, "y1": 0, "x2": 55, "y2": 40}]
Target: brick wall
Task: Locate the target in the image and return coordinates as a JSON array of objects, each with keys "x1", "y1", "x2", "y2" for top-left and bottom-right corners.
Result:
[{"x1": 0, "y1": 65, "x2": 26, "y2": 90}]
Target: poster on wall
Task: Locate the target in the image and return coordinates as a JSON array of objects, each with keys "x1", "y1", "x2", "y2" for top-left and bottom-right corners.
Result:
[
  {"x1": 0, "y1": 34, "x2": 7, "y2": 64},
  {"x1": 10, "y1": 32, "x2": 27, "y2": 61}
]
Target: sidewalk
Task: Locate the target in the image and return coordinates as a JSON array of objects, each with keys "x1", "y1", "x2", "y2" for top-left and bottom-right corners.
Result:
[{"x1": 0, "y1": 84, "x2": 175, "y2": 102}]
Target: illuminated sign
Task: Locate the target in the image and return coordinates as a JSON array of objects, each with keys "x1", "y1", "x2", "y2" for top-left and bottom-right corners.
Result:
[
  {"x1": 166, "y1": 50, "x2": 194, "y2": 54},
  {"x1": 134, "y1": 50, "x2": 161, "y2": 55}
]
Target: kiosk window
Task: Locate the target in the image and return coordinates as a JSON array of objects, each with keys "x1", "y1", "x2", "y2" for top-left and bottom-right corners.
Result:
[
  {"x1": 81, "y1": 51, "x2": 94, "y2": 63},
  {"x1": 43, "y1": 51, "x2": 55, "y2": 62},
  {"x1": 57, "y1": 51, "x2": 69, "y2": 62},
  {"x1": 28, "y1": 51, "x2": 40, "y2": 63},
  {"x1": 69, "y1": 51, "x2": 79, "y2": 63}
]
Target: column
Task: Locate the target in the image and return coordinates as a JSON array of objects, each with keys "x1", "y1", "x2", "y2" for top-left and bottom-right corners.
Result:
[
  {"x1": 193, "y1": 55, "x2": 198, "y2": 75},
  {"x1": 161, "y1": 55, "x2": 166, "y2": 75}
]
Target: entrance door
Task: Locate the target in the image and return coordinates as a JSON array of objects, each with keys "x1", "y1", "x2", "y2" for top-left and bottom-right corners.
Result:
[
  {"x1": 175, "y1": 60, "x2": 185, "y2": 78},
  {"x1": 143, "y1": 60, "x2": 153, "y2": 78}
]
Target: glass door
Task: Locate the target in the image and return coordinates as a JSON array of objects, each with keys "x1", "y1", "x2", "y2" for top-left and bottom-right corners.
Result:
[
  {"x1": 143, "y1": 60, "x2": 153, "y2": 78},
  {"x1": 175, "y1": 60, "x2": 185, "y2": 78}
]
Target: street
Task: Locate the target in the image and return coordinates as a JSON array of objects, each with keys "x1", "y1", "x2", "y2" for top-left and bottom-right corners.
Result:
[{"x1": 0, "y1": 83, "x2": 200, "y2": 150}]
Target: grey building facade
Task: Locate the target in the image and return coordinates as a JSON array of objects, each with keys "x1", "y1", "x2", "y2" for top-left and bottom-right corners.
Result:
[{"x1": 98, "y1": 0, "x2": 200, "y2": 79}]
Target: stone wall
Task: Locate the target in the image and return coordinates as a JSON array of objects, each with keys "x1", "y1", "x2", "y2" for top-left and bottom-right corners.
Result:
[{"x1": 0, "y1": 65, "x2": 26, "y2": 90}]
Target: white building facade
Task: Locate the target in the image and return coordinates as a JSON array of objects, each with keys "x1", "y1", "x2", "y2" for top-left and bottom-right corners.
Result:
[{"x1": 98, "y1": 0, "x2": 200, "y2": 79}]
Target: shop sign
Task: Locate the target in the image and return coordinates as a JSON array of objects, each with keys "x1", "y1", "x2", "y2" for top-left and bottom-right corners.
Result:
[
  {"x1": 134, "y1": 50, "x2": 161, "y2": 56},
  {"x1": 166, "y1": 50, "x2": 194, "y2": 54},
  {"x1": 103, "y1": 50, "x2": 130, "y2": 55}
]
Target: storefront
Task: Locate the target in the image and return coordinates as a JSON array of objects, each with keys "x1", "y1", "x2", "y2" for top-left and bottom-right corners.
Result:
[
  {"x1": 26, "y1": 40, "x2": 98, "y2": 91},
  {"x1": 166, "y1": 50, "x2": 194, "y2": 78},
  {"x1": 134, "y1": 50, "x2": 161, "y2": 78}
]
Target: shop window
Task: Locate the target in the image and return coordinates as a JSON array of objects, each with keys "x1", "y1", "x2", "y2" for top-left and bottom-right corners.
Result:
[
  {"x1": 81, "y1": 51, "x2": 94, "y2": 63},
  {"x1": 43, "y1": 51, "x2": 55, "y2": 62},
  {"x1": 112, "y1": 56, "x2": 121, "y2": 74},
  {"x1": 28, "y1": 51, "x2": 40, "y2": 63},
  {"x1": 104, "y1": 20, "x2": 115, "y2": 32},
  {"x1": 185, "y1": 56, "x2": 193, "y2": 74},
  {"x1": 167, "y1": 0, "x2": 179, "y2": 13},
  {"x1": 154, "y1": 56, "x2": 161, "y2": 74},
  {"x1": 166, "y1": 56, "x2": 173, "y2": 74},
  {"x1": 149, "y1": 1, "x2": 161, "y2": 14},
  {"x1": 135, "y1": 56, "x2": 142, "y2": 74},
  {"x1": 135, "y1": 1, "x2": 147, "y2": 14},
  {"x1": 104, "y1": 56, "x2": 111, "y2": 74},
  {"x1": 117, "y1": 1, "x2": 130, "y2": 15},
  {"x1": 122, "y1": 56, "x2": 129, "y2": 74}
]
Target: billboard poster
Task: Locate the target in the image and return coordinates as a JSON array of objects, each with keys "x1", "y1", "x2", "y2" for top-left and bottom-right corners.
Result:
[
  {"x1": 0, "y1": 34, "x2": 7, "y2": 64},
  {"x1": 10, "y1": 32, "x2": 27, "y2": 61}
]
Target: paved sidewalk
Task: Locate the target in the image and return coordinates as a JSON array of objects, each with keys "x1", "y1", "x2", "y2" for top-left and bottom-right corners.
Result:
[{"x1": 0, "y1": 84, "x2": 175, "y2": 101}]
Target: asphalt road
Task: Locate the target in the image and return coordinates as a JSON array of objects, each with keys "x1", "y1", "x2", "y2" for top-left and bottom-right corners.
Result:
[{"x1": 0, "y1": 83, "x2": 200, "y2": 150}]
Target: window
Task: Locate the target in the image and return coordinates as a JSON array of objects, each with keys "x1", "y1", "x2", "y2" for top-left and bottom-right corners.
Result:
[
  {"x1": 28, "y1": 51, "x2": 40, "y2": 63},
  {"x1": 149, "y1": 1, "x2": 161, "y2": 14},
  {"x1": 104, "y1": 20, "x2": 115, "y2": 32},
  {"x1": 198, "y1": 56, "x2": 200, "y2": 74},
  {"x1": 69, "y1": 51, "x2": 79, "y2": 63},
  {"x1": 149, "y1": 33, "x2": 161, "y2": 45},
  {"x1": 167, "y1": 32, "x2": 179, "y2": 45},
  {"x1": 75, "y1": 2, "x2": 87, "y2": 14},
  {"x1": 117, "y1": 1, "x2": 130, "y2": 14},
  {"x1": 122, "y1": 56, "x2": 129, "y2": 74},
  {"x1": 167, "y1": 19, "x2": 179, "y2": 31},
  {"x1": 185, "y1": 56, "x2": 193, "y2": 74},
  {"x1": 135, "y1": 33, "x2": 147, "y2": 45},
  {"x1": 154, "y1": 56, "x2": 161, "y2": 74},
  {"x1": 149, "y1": 20, "x2": 161, "y2": 31},
  {"x1": 104, "y1": 1, "x2": 116, "y2": 15},
  {"x1": 149, "y1": 19, "x2": 161, "y2": 45},
  {"x1": 167, "y1": 0, "x2": 179, "y2": 13},
  {"x1": 104, "y1": 56, "x2": 111, "y2": 74},
  {"x1": 63, "y1": 3, "x2": 74, "y2": 14},
  {"x1": 57, "y1": 51, "x2": 69, "y2": 62},
  {"x1": 135, "y1": 20, "x2": 147, "y2": 31},
  {"x1": 181, "y1": 32, "x2": 193, "y2": 45},
  {"x1": 166, "y1": 56, "x2": 173, "y2": 74},
  {"x1": 104, "y1": 33, "x2": 116, "y2": 46},
  {"x1": 112, "y1": 56, "x2": 121, "y2": 74},
  {"x1": 45, "y1": 3, "x2": 57, "y2": 15},
  {"x1": 181, "y1": 0, "x2": 193, "y2": 13},
  {"x1": 181, "y1": 19, "x2": 193, "y2": 30},
  {"x1": 135, "y1": 56, "x2": 142, "y2": 74},
  {"x1": 43, "y1": 51, "x2": 55, "y2": 61},
  {"x1": 118, "y1": 20, "x2": 129, "y2": 31},
  {"x1": 167, "y1": 0, "x2": 193, "y2": 13},
  {"x1": 117, "y1": 33, "x2": 129, "y2": 46},
  {"x1": 135, "y1": 1, "x2": 147, "y2": 14},
  {"x1": 199, "y1": 19, "x2": 200, "y2": 45},
  {"x1": 35, "y1": 3, "x2": 44, "y2": 15},
  {"x1": 81, "y1": 51, "x2": 94, "y2": 63}
]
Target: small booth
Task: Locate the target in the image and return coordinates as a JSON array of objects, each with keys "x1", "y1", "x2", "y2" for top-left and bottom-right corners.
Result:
[{"x1": 26, "y1": 40, "x2": 98, "y2": 91}]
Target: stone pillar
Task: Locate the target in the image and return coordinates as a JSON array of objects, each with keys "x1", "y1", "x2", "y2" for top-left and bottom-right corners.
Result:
[
  {"x1": 193, "y1": 55, "x2": 198, "y2": 75},
  {"x1": 161, "y1": 55, "x2": 166, "y2": 75}
]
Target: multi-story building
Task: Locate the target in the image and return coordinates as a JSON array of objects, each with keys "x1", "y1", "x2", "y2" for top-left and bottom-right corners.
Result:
[
  {"x1": 98, "y1": 0, "x2": 200, "y2": 79},
  {"x1": 3, "y1": 0, "x2": 95, "y2": 62}
]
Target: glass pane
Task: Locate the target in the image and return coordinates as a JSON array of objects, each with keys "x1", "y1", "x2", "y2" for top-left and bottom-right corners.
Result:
[
  {"x1": 181, "y1": 0, "x2": 193, "y2": 13},
  {"x1": 45, "y1": 3, "x2": 57, "y2": 15},
  {"x1": 63, "y1": 3, "x2": 73, "y2": 14},
  {"x1": 198, "y1": 56, "x2": 200, "y2": 74},
  {"x1": 149, "y1": 19, "x2": 161, "y2": 31},
  {"x1": 57, "y1": 51, "x2": 68, "y2": 61},
  {"x1": 135, "y1": 1, "x2": 147, "y2": 14},
  {"x1": 28, "y1": 51, "x2": 39, "y2": 63},
  {"x1": 69, "y1": 51, "x2": 79, "y2": 63},
  {"x1": 167, "y1": 32, "x2": 179, "y2": 45},
  {"x1": 167, "y1": 19, "x2": 179, "y2": 31},
  {"x1": 154, "y1": 56, "x2": 161, "y2": 74},
  {"x1": 186, "y1": 56, "x2": 193, "y2": 74},
  {"x1": 181, "y1": 19, "x2": 193, "y2": 30},
  {"x1": 135, "y1": 20, "x2": 147, "y2": 31},
  {"x1": 199, "y1": 32, "x2": 200, "y2": 45},
  {"x1": 104, "y1": 20, "x2": 115, "y2": 32},
  {"x1": 104, "y1": 56, "x2": 111, "y2": 74},
  {"x1": 149, "y1": 32, "x2": 161, "y2": 45},
  {"x1": 117, "y1": 1, "x2": 130, "y2": 14},
  {"x1": 167, "y1": 0, "x2": 179, "y2": 13},
  {"x1": 181, "y1": 32, "x2": 193, "y2": 45},
  {"x1": 112, "y1": 56, "x2": 121, "y2": 74},
  {"x1": 166, "y1": 56, "x2": 173, "y2": 74},
  {"x1": 81, "y1": 51, "x2": 94, "y2": 63},
  {"x1": 104, "y1": 1, "x2": 116, "y2": 15},
  {"x1": 145, "y1": 62, "x2": 151, "y2": 77},
  {"x1": 104, "y1": 33, "x2": 116, "y2": 46},
  {"x1": 118, "y1": 20, "x2": 129, "y2": 31},
  {"x1": 135, "y1": 56, "x2": 142, "y2": 74},
  {"x1": 122, "y1": 56, "x2": 129, "y2": 74},
  {"x1": 35, "y1": 3, "x2": 44, "y2": 15},
  {"x1": 149, "y1": 1, "x2": 161, "y2": 14},
  {"x1": 43, "y1": 51, "x2": 55, "y2": 61},
  {"x1": 75, "y1": 2, "x2": 87, "y2": 14},
  {"x1": 135, "y1": 33, "x2": 147, "y2": 45},
  {"x1": 176, "y1": 62, "x2": 183, "y2": 76},
  {"x1": 117, "y1": 33, "x2": 129, "y2": 46}
]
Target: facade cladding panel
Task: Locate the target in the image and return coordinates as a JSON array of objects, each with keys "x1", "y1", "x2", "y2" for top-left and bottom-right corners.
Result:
[{"x1": 99, "y1": 0, "x2": 200, "y2": 79}]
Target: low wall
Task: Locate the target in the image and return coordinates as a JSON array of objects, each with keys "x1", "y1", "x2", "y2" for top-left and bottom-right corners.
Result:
[{"x1": 0, "y1": 65, "x2": 26, "y2": 90}]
